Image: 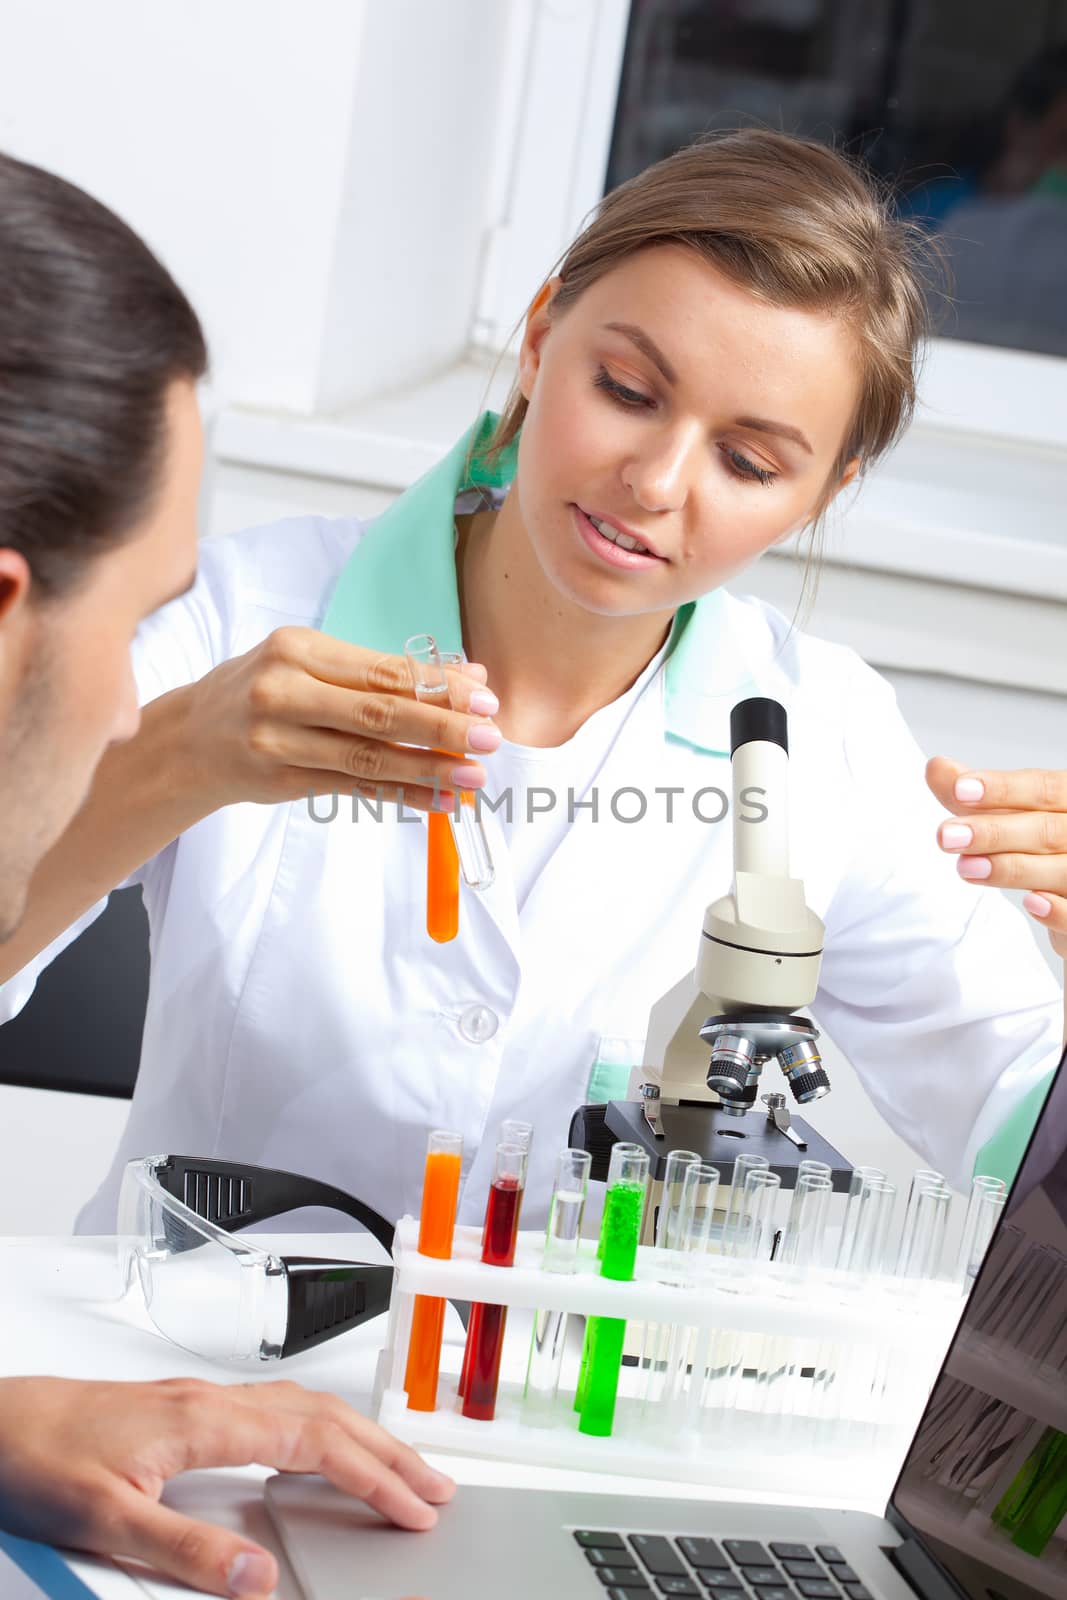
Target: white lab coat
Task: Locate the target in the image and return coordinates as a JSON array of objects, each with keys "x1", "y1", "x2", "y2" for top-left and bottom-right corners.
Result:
[{"x1": 0, "y1": 507, "x2": 1061, "y2": 1234}]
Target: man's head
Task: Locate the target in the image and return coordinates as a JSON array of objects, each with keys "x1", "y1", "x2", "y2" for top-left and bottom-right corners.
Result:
[{"x1": 0, "y1": 153, "x2": 206, "y2": 939}]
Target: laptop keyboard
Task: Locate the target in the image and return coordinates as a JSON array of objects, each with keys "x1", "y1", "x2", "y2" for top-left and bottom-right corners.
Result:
[{"x1": 572, "y1": 1532, "x2": 876, "y2": 1600}]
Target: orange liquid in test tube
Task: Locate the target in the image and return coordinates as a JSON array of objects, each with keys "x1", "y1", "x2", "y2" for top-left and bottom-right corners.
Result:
[
  {"x1": 405, "y1": 1139, "x2": 463, "y2": 1411},
  {"x1": 426, "y1": 809, "x2": 459, "y2": 943}
]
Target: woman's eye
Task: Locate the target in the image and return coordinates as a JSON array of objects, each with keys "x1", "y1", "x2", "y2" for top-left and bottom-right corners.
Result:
[
  {"x1": 721, "y1": 444, "x2": 777, "y2": 487},
  {"x1": 593, "y1": 366, "x2": 653, "y2": 409}
]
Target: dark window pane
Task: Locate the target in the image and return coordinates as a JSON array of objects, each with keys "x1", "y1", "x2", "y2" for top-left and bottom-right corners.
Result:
[{"x1": 608, "y1": 1, "x2": 1067, "y2": 359}]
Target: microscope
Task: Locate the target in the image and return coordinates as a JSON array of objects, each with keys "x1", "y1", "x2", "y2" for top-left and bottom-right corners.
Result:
[{"x1": 571, "y1": 697, "x2": 853, "y2": 1242}]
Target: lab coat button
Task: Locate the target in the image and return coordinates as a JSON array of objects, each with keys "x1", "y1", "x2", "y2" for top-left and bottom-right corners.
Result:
[{"x1": 458, "y1": 1003, "x2": 499, "y2": 1043}]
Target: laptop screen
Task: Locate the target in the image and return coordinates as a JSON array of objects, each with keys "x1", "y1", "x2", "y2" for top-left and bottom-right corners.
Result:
[{"x1": 890, "y1": 1045, "x2": 1067, "y2": 1600}]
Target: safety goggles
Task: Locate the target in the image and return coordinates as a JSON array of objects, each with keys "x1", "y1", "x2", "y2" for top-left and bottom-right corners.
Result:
[{"x1": 117, "y1": 1154, "x2": 394, "y2": 1363}]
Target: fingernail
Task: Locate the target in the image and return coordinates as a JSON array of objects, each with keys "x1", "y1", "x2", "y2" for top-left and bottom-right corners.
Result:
[
  {"x1": 228, "y1": 1550, "x2": 276, "y2": 1597},
  {"x1": 940, "y1": 823, "x2": 973, "y2": 850},
  {"x1": 468, "y1": 689, "x2": 499, "y2": 716},
  {"x1": 467, "y1": 723, "x2": 501, "y2": 752},
  {"x1": 1024, "y1": 893, "x2": 1052, "y2": 918},
  {"x1": 957, "y1": 855, "x2": 992, "y2": 880},
  {"x1": 954, "y1": 777, "x2": 985, "y2": 803},
  {"x1": 450, "y1": 764, "x2": 485, "y2": 790}
]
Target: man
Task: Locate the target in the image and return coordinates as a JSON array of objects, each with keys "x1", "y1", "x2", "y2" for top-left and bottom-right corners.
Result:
[{"x1": 0, "y1": 151, "x2": 452, "y2": 1599}]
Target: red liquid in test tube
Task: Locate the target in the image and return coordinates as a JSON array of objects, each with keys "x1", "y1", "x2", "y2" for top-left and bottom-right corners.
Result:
[{"x1": 461, "y1": 1145, "x2": 526, "y2": 1421}]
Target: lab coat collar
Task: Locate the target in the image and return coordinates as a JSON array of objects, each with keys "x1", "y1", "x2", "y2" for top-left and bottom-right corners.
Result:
[{"x1": 321, "y1": 411, "x2": 748, "y2": 757}]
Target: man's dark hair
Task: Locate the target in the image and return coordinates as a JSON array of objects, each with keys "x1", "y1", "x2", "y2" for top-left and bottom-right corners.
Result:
[{"x1": 0, "y1": 151, "x2": 208, "y2": 597}]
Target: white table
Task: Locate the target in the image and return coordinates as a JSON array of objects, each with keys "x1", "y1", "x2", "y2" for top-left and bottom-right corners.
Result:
[{"x1": 0, "y1": 1235, "x2": 909, "y2": 1600}]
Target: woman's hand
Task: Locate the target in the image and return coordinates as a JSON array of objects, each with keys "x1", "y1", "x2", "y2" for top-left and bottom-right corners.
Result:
[
  {"x1": 927, "y1": 757, "x2": 1067, "y2": 960},
  {"x1": 0, "y1": 1375, "x2": 453, "y2": 1598},
  {"x1": 182, "y1": 627, "x2": 500, "y2": 814}
]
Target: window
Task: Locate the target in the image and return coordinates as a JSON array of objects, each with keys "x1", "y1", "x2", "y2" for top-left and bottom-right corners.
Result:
[{"x1": 608, "y1": 0, "x2": 1067, "y2": 362}]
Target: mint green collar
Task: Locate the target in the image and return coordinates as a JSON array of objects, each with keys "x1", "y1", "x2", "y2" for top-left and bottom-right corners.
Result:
[{"x1": 321, "y1": 410, "x2": 744, "y2": 757}]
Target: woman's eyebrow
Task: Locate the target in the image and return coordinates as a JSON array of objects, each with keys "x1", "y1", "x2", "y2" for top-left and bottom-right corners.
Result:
[
  {"x1": 735, "y1": 415, "x2": 813, "y2": 455},
  {"x1": 602, "y1": 321, "x2": 677, "y2": 385}
]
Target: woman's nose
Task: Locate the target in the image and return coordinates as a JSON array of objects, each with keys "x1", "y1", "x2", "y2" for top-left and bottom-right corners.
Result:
[{"x1": 621, "y1": 430, "x2": 693, "y2": 514}]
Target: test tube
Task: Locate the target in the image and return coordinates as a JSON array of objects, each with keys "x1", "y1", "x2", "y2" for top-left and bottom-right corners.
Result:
[
  {"x1": 499, "y1": 1118, "x2": 534, "y2": 1153},
  {"x1": 956, "y1": 1176, "x2": 1007, "y2": 1293},
  {"x1": 894, "y1": 1167, "x2": 945, "y2": 1273},
  {"x1": 670, "y1": 1163, "x2": 719, "y2": 1420},
  {"x1": 436, "y1": 649, "x2": 494, "y2": 890},
  {"x1": 523, "y1": 1149, "x2": 591, "y2": 1424},
  {"x1": 848, "y1": 1178, "x2": 897, "y2": 1279},
  {"x1": 640, "y1": 1149, "x2": 699, "y2": 1403},
  {"x1": 405, "y1": 634, "x2": 460, "y2": 942},
  {"x1": 834, "y1": 1165, "x2": 886, "y2": 1272},
  {"x1": 721, "y1": 1153, "x2": 770, "y2": 1256},
  {"x1": 779, "y1": 1173, "x2": 833, "y2": 1273},
  {"x1": 404, "y1": 1130, "x2": 463, "y2": 1411},
  {"x1": 577, "y1": 1144, "x2": 650, "y2": 1437},
  {"x1": 461, "y1": 1141, "x2": 528, "y2": 1421},
  {"x1": 706, "y1": 1170, "x2": 781, "y2": 1420},
  {"x1": 897, "y1": 1181, "x2": 953, "y2": 1283}
]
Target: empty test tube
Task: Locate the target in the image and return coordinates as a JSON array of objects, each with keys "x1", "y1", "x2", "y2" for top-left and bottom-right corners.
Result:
[
  {"x1": 835, "y1": 1165, "x2": 887, "y2": 1271},
  {"x1": 722, "y1": 1153, "x2": 770, "y2": 1256},
  {"x1": 898, "y1": 1180, "x2": 953, "y2": 1283},
  {"x1": 436, "y1": 649, "x2": 494, "y2": 889},
  {"x1": 779, "y1": 1173, "x2": 833, "y2": 1274},
  {"x1": 639, "y1": 1150, "x2": 699, "y2": 1403},
  {"x1": 670, "y1": 1163, "x2": 719, "y2": 1420},
  {"x1": 578, "y1": 1144, "x2": 650, "y2": 1437},
  {"x1": 895, "y1": 1168, "x2": 945, "y2": 1273},
  {"x1": 461, "y1": 1141, "x2": 528, "y2": 1421},
  {"x1": 404, "y1": 1130, "x2": 463, "y2": 1412},
  {"x1": 849, "y1": 1178, "x2": 898, "y2": 1279},
  {"x1": 524, "y1": 1148, "x2": 591, "y2": 1423},
  {"x1": 957, "y1": 1175, "x2": 1007, "y2": 1293}
]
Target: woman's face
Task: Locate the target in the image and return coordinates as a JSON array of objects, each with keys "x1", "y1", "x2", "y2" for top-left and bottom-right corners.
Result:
[{"x1": 514, "y1": 244, "x2": 862, "y2": 621}]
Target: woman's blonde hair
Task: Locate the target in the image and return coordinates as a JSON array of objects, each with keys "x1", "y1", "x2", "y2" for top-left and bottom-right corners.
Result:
[{"x1": 489, "y1": 128, "x2": 938, "y2": 537}]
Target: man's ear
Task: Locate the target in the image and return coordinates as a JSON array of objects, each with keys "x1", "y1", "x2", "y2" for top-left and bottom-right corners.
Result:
[
  {"x1": 517, "y1": 276, "x2": 562, "y2": 402},
  {"x1": 0, "y1": 550, "x2": 32, "y2": 625}
]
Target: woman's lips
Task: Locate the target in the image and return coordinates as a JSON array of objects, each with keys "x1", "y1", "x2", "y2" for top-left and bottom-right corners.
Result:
[{"x1": 572, "y1": 505, "x2": 665, "y2": 571}]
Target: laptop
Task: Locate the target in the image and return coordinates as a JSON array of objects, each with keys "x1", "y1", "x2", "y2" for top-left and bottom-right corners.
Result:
[{"x1": 266, "y1": 1043, "x2": 1067, "y2": 1600}]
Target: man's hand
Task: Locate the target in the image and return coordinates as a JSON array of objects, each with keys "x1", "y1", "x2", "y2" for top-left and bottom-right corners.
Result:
[
  {"x1": 928, "y1": 757, "x2": 1067, "y2": 960},
  {"x1": 0, "y1": 1375, "x2": 454, "y2": 1597}
]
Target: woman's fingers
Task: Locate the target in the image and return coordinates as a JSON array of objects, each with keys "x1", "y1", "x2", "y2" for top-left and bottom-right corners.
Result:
[
  {"x1": 285, "y1": 629, "x2": 496, "y2": 717},
  {"x1": 274, "y1": 673, "x2": 500, "y2": 756},
  {"x1": 276, "y1": 726, "x2": 488, "y2": 796},
  {"x1": 1022, "y1": 892, "x2": 1067, "y2": 957},
  {"x1": 927, "y1": 756, "x2": 1067, "y2": 817},
  {"x1": 938, "y1": 809, "x2": 1067, "y2": 859}
]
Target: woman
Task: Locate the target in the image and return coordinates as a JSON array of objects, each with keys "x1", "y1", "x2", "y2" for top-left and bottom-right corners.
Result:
[{"x1": 2, "y1": 130, "x2": 1063, "y2": 1237}]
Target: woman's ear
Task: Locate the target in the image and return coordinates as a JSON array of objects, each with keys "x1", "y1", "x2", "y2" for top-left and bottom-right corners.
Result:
[{"x1": 518, "y1": 276, "x2": 562, "y2": 401}]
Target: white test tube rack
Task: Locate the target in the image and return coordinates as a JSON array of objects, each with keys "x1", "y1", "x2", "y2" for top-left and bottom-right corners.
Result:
[{"x1": 374, "y1": 1216, "x2": 964, "y2": 1499}]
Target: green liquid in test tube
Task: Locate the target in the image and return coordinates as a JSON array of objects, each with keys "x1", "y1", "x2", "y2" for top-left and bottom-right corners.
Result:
[
  {"x1": 575, "y1": 1142, "x2": 645, "y2": 1411},
  {"x1": 578, "y1": 1144, "x2": 650, "y2": 1437}
]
